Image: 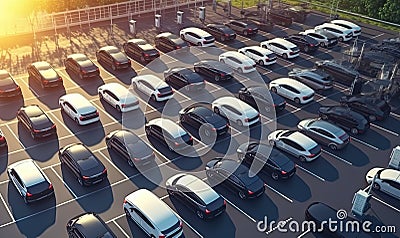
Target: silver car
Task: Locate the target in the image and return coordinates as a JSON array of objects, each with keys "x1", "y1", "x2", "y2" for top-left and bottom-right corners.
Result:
[
  {"x1": 288, "y1": 68, "x2": 333, "y2": 91},
  {"x1": 366, "y1": 168, "x2": 400, "y2": 200},
  {"x1": 297, "y1": 118, "x2": 350, "y2": 150}
]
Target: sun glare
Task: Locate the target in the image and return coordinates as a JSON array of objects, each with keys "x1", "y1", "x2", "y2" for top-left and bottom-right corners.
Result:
[{"x1": 0, "y1": 0, "x2": 36, "y2": 21}]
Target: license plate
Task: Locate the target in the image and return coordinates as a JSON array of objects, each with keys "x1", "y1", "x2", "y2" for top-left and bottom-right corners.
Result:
[
  {"x1": 50, "y1": 84, "x2": 58, "y2": 87},
  {"x1": 42, "y1": 133, "x2": 52, "y2": 137},
  {"x1": 92, "y1": 178, "x2": 102, "y2": 184}
]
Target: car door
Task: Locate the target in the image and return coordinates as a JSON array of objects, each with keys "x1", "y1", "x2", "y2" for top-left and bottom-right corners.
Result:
[
  {"x1": 112, "y1": 138, "x2": 129, "y2": 160},
  {"x1": 63, "y1": 153, "x2": 80, "y2": 178},
  {"x1": 284, "y1": 85, "x2": 299, "y2": 100},
  {"x1": 102, "y1": 90, "x2": 116, "y2": 107},
  {"x1": 9, "y1": 169, "x2": 26, "y2": 196},
  {"x1": 277, "y1": 85, "x2": 290, "y2": 98},
  {"x1": 101, "y1": 51, "x2": 113, "y2": 66},
  {"x1": 134, "y1": 208, "x2": 156, "y2": 235},
  {"x1": 221, "y1": 105, "x2": 237, "y2": 122},
  {"x1": 139, "y1": 80, "x2": 153, "y2": 96},
  {"x1": 379, "y1": 179, "x2": 396, "y2": 197},
  {"x1": 189, "y1": 112, "x2": 203, "y2": 128},
  {"x1": 64, "y1": 102, "x2": 78, "y2": 120},
  {"x1": 309, "y1": 128, "x2": 328, "y2": 145},
  {"x1": 246, "y1": 49, "x2": 259, "y2": 62},
  {"x1": 279, "y1": 138, "x2": 297, "y2": 156},
  {"x1": 18, "y1": 112, "x2": 31, "y2": 131},
  {"x1": 387, "y1": 180, "x2": 400, "y2": 199}
]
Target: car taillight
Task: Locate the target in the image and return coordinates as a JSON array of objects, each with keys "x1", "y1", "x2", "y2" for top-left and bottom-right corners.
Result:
[
  {"x1": 48, "y1": 183, "x2": 53, "y2": 190},
  {"x1": 121, "y1": 104, "x2": 126, "y2": 108},
  {"x1": 175, "y1": 142, "x2": 180, "y2": 146},
  {"x1": 248, "y1": 190, "x2": 254, "y2": 195},
  {"x1": 116, "y1": 61, "x2": 121, "y2": 65},
  {"x1": 51, "y1": 124, "x2": 56, "y2": 129},
  {"x1": 189, "y1": 137, "x2": 193, "y2": 141},
  {"x1": 58, "y1": 77, "x2": 63, "y2": 81},
  {"x1": 244, "y1": 118, "x2": 249, "y2": 122},
  {"x1": 179, "y1": 220, "x2": 183, "y2": 227},
  {"x1": 225, "y1": 34, "x2": 230, "y2": 37},
  {"x1": 144, "y1": 53, "x2": 149, "y2": 57},
  {"x1": 176, "y1": 45, "x2": 181, "y2": 49},
  {"x1": 79, "y1": 116, "x2": 84, "y2": 120},
  {"x1": 281, "y1": 171, "x2": 287, "y2": 175},
  {"x1": 159, "y1": 235, "x2": 166, "y2": 238},
  {"x1": 223, "y1": 200, "x2": 226, "y2": 205},
  {"x1": 82, "y1": 176, "x2": 90, "y2": 180},
  {"x1": 220, "y1": 73, "x2": 225, "y2": 77},
  {"x1": 205, "y1": 209, "x2": 211, "y2": 214},
  {"x1": 0, "y1": 89, "x2": 3, "y2": 93},
  {"x1": 248, "y1": 29, "x2": 253, "y2": 32},
  {"x1": 33, "y1": 129, "x2": 40, "y2": 133},
  {"x1": 16, "y1": 86, "x2": 20, "y2": 90},
  {"x1": 96, "y1": 111, "x2": 99, "y2": 116},
  {"x1": 133, "y1": 158, "x2": 140, "y2": 162},
  {"x1": 212, "y1": 128, "x2": 217, "y2": 131},
  {"x1": 310, "y1": 44, "x2": 314, "y2": 47},
  {"x1": 26, "y1": 192, "x2": 33, "y2": 197},
  {"x1": 123, "y1": 199, "x2": 127, "y2": 204},
  {"x1": 226, "y1": 123, "x2": 230, "y2": 128},
  {"x1": 81, "y1": 70, "x2": 87, "y2": 74},
  {"x1": 157, "y1": 93, "x2": 162, "y2": 97},
  {"x1": 43, "y1": 80, "x2": 49, "y2": 84},
  {"x1": 0, "y1": 137, "x2": 4, "y2": 142},
  {"x1": 102, "y1": 168, "x2": 107, "y2": 174},
  {"x1": 307, "y1": 154, "x2": 315, "y2": 158}
]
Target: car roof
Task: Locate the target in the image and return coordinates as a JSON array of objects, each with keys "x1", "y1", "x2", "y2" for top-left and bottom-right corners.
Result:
[
  {"x1": 73, "y1": 213, "x2": 113, "y2": 238},
  {"x1": 282, "y1": 131, "x2": 317, "y2": 148},
  {"x1": 308, "y1": 119, "x2": 344, "y2": 135},
  {"x1": 241, "y1": 46, "x2": 274, "y2": 55},
  {"x1": 290, "y1": 68, "x2": 325, "y2": 78},
  {"x1": 100, "y1": 83, "x2": 133, "y2": 97},
  {"x1": 22, "y1": 105, "x2": 44, "y2": 117},
  {"x1": 9, "y1": 159, "x2": 46, "y2": 187},
  {"x1": 192, "y1": 106, "x2": 213, "y2": 117},
  {"x1": 181, "y1": 27, "x2": 210, "y2": 36},
  {"x1": 380, "y1": 169, "x2": 400, "y2": 182},
  {"x1": 266, "y1": 38, "x2": 297, "y2": 48},
  {"x1": 196, "y1": 60, "x2": 233, "y2": 72},
  {"x1": 218, "y1": 159, "x2": 243, "y2": 173},
  {"x1": 272, "y1": 78, "x2": 313, "y2": 91},
  {"x1": 127, "y1": 38, "x2": 147, "y2": 45},
  {"x1": 213, "y1": 96, "x2": 256, "y2": 113},
  {"x1": 175, "y1": 174, "x2": 220, "y2": 204},
  {"x1": 156, "y1": 32, "x2": 178, "y2": 39},
  {"x1": 331, "y1": 19, "x2": 360, "y2": 28},
  {"x1": 31, "y1": 61, "x2": 51, "y2": 69},
  {"x1": 65, "y1": 143, "x2": 92, "y2": 160},
  {"x1": 318, "y1": 23, "x2": 351, "y2": 32},
  {"x1": 60, "y1": 93, "x2": 96, "y2": 111},
  {"x1": 67, "y1": 53, "x2": 88, "y2": 60},
  {"x1": 113, "y1": 130, "x2": 140, "y2": 143},
  {"x1": 147, "y1": 118, "x2": 188, "y2": 138},
  {"x1": 125, "y1": 189, "x2": 179, "y2": 230},
  {"x1": 134, "y1": 74, "x2": 168, "y2": 88},
  {"x1": 99, "y1": 45, "x2": 119, "y2": 52},
  {"x1": 221, "y1": 51, "x2": 253, "y2": 61}
]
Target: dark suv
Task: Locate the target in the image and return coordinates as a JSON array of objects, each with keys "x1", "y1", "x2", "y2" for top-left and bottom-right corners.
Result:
[
  {"x1": 319, "y1": 106, "x2": 370, "y2": 135},
  {"x1": 224, "y1": 20, "x2": 258, "y2": 36},
  {"x1": 205, "y1": 24, "x2": 236, "y2": 42},
  {"x1": 284, "y1": 34, "x2": 319, "y2": 53},
  {"x1": 315, "y1": 60, "x2": 359, "y2": 86},
  {"x1": 17, "y1": 105, "x2": 57, "y2": 139},
  {"x1": 123, "y1": 39, "x2": 160, "y2": 64},
  {"x1": 340, "y1": 95, "x2": 391, "y2": 121}
]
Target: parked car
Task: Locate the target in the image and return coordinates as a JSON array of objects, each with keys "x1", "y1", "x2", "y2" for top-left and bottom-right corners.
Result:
[
  {"x1": 339, "y1": 95, "x2": 391, "y2": 121},
  {"x1": 96, "y1": 46, "x2": 130, "y2": 71},
  {"x1": 260, "y1": 38, "x2": 300, "y2": 59},
  {"x1": 205, "y1": 24, "x2": 236, "y2": 42},
  {"x1": 66, "y1": 213, "x2": 116, "y2": 238},
  {"x1": 237, "y1": 142, "x2": 296, "y2": 180},
  {"x1": 206, "y1": 158, "x2": 265, "y2": 199},
  {"x1": 366, "y1": 168, "x2": 400, "y2": 200},
  {"x1": 269, "y1": 77, "x2": 315, "y2": 104},
  {"x1": 64, "y1": 53, "x2": 100, "y2": 79},
  {"x1": 274, "y1": 5, "x2": 309, "y2": 23},
  {"x1": 180, "y1": 27, "x2": 215, "y2": 47},
  {"x1": 238, "y1": 46, "x2": 277, "y2": 66},
  {"x1": 59, "y1": 93, "x2": 100, "y2": 125},
  {"x1": 212, "y1": 96, "x2": 260, "y2": 126},
  {"x1": 59, "y1": 143, "x2": 108, "y2": 186},
  {"x1": 98, "y1": 83, "x2": 139, "y2": 112},
  {"x1": 331, "y1": 19, "x2": 361, "y2": 37},
  {"x1": 288, "y1": 68, "x2": 333, "y2": 91},
  {"x1": 299, "y1": 29, "x2": 338, "y2": 48},
  {"x1": 7, "y1": 159, "x2": 54, "y2": 204},
  {"x1": 154, "y1": 32, "x2": 189, "y2": 53},
  {"x1": 284, "y1": 34, "x2": 319, "y2": 53},
  {"x1": 106, "y1": 129, "x2": 155, "y2": 167},
  {"x1": 164, "y1": 67, "x2": 206, "y2": 91},
  {"x1": 219, "y1": 51, "x2": 256, "y2": 73},
  {"x1": 224, "y1": 20, "x2": 259, "y2": 36},
  {"x1": 123, "y1": 189, "x2": 183, "y2": 238},
  {"x1": 123, "y1": 38, "x2": 160, "y2": 64},
  {"x1": 315, "y1": 60, "x2": 359, "y2": 86},
  {"x1": 166, "y1": 173, "x2": 226, "y2": 219},
  {"x1": 0, "y1": 129, "x2": 6, "y2": 147},
  {"x1": 238, "y1": 86, "x2": 286, "y2": 113},
  {"x1": 297, "y1": 118, "x2": 350, "y2": 150},
  {"x1": 17, "y1": 105, "x2": 57, "y2": 139},
  {"x1": 267, "y1": 11, "x2": 293, "y2": 27},
  {"x1": 319, "y1": 106, "x2": 370, "y2": 135},
  {"x1": 27, "y1": 61, "x2": 63, "y2": 89},
  {"x1": 314, "y1": 23, "x2": 353, "y2": 42},
  {"x1": 193, "y1": 60, "x2": 234, "y2": 82},
  {"x1": 268, "y1": 129, "x2": 321, "y2": 162},
  {"x1": 179, "y1": 103, "x2": 229, "y2": 137},
  {"x1": 145, "y1": 118, "x2": 193, "y2": 151},
  {"x1": 131, "y1": 74, "x2": 174, "y2": 102},
  {"x1": 0, "y1": 70, "x2": 22, "y2": 97}
]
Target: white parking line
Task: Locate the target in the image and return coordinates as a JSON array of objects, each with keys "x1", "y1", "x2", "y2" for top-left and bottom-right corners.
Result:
[
  {"x1": 48, "y1": 111, "x2": 76, "y2": 137},
  {"x1": 112, "y1": 220, "x2": 130, "y2": 238},
  {"x1": 18, "y1": 77, "x2": 40, "y2": 98},
  {"x1": 97, "y1": 151, "x2": 129, "y2": 180},
  {"x1": 0, "y1": 180, "x2": 9, "y2": 185},
  {"x1": 266, "y1": 217, "x2": 293, "y2": 235},
  {"x1": 350, "y1": 137, "x2": 379, "y2": 151},
  {"x1": 321, "y1": 149, "x2": 353, "y2": 166},
  {"x1": 371, "y1": 123, "x2": 399, "y2": 137},
  {"x1": 390, "y1": 112, "x2": 400, "y2": 118},
  {"x1": 297, "y1": 229, "x2": 311, "y2": 238},
  {"x1": 221, "y1": 195, "x2": 257, "y2": 223},
  {"x1": 5, "y1": 124, "x2": 25, "y2": 149},
  {"x1": 296, "y1": 165, "x2": 326, "y2": 182},
  {"x1": 0, "y1": 192, "x2": 15, "y2": 223},
  {"x1": 371, "y1": 196, "x2": 400, "y2": 213},
  {"x1": 50, "y1": 167, "x2": 78, "y2": 199},
  {"x1": 265, "y1": 184, "x2": 293, "y2": 203}
]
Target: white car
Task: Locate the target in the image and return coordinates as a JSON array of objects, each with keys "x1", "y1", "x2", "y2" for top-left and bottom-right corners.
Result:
[
  {"x1": 219, "y1": 51, "x2": 256, "y2": 73},
  {"x1": 180, "y1": 27, "x2": 215, "y2": 47},
  {"x1": 123, "y1": 189, "x2": 183, "y2": 238},
  {"x1": 59, "y1": 93, "x2": 100, "y2": 125},
  {"x1": 268, "y1": 129, "x2": 322, "y2": 162},
  {"x1": 98, "y1": 83, "x2": 139, "y2": 112},
  {"x1": 238, "y1": 46, "x2": 277, "y2": 66},
  {"x1": 260, "y1": 38, "x2": 300, "y2": 59},
  {"x1": 366, "y1": 168, "x2": 400, "y2": 200},
  {"x1": 212, "y1": 96, "x2": 259, "y2": 126},
  {"x1": 299, "y1": 29, "x2": 339, "y2": 48},
  {"x1": 269, "y1": 77, "x2": 315, "y2": 104},
  {"x1": 131, "y1": 74, "x2": 174, "y2": 102},
  {"x1": 331, "y1": 19, "x2": 361, "y2": 37},
  {"x1": 314, "y1": 23, "x2": 353, "y2": 42}
]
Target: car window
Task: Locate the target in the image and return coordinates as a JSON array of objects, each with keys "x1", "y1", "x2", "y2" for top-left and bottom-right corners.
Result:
[
  {"x1": 106, "y1": 90, "x2": 119, "y2": 101},
  {"x1": 229, "y1": 174, "x2": 242, "y2": 186},
  {"x1": 228, "y1": 57, "x2": 241, "y2": 64},
  {"x1": 313, "y1": 128, "x2": 334, "y2": 138},
  {"x1": 132, "y1": 208, "x2": 155, "y2": 229},
  {"x1": 141, "y1": 81, "x2": 154, "y2": 91},
  {"x1": 224, "y1": 105, "x2": 241, "y2": 115},
  {"x1": 64, "y1": 102, "x2": 78, "y2": 114},
  {"x1": 11, "y1": 169, "x2": 24, "y2": 186},
  {"x1": 73, "y1": 229, "x2": 85, "y2": 238}
]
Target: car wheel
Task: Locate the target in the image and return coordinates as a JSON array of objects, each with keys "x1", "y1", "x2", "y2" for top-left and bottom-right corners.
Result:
[
  {"x1": 180, "y1": 34, "x2": 185, "y2": 40},
  {"x1": 23, "y1": 196, "x2": 28, "y2": 204},
  {"x1": 124, "y1": 208, "x2": 131, "y2": 219},
  {"x1": 145, "y1": 127, "x2": 151, "y2": 135},
  {"x1": 151, "y1": 94, "x2": 157, "y2": 102},
  {"x1": 132, "y1": 82, "x2": 137, "y2": 89},
  {"x1": 140, "y1": 56, "x2": 145, "y2": 63},
  {"x1": 259, "y1": 60, "x2": 264, "y2": 66},
  {"x1": 180, "y1": 115, "x2": 186, "y2": 123},
  {"x1": 237, "y1": 68, "x2": 243, "y2": 73},
  {"x1": 320, "y1": 113, "x2": 328, "y2": 120},
  {"x1": 299, "y1": 155, "x2": 306, "y2": 162},
  {"x1": 271, "y1": 87, "x2": 277, "y2": 93},
  {"x1": 329, "y1": 144, "x2": 338, "y2": 150},
  {"x1": 204, "y1": 128, "x2": 211, "y2": 137},
  {"x1": 237, "y1": 153, "x2": 245, "y2": 160},
  {"x1": 269, "y1": 140, "x2": 275, "y2": 146},
  {"x1": 214, "y1": 75, "x2": 220, "y2": 82},
  {"x1": 373, "y1": 183, "x2": 380, "y2": 190},
  {"x1": 196, "y1": 210, "x2": 205, "y2": 219},
  {"x1": 77, "y1": 177, "x2": 83, "y2": 186},
  {"x1": 339, "y1": 37, "x2": 344, "y2": 42},
  {"x1": 351, "y1": 128, "x2": 359, "y2": 135},
  {"x1": 98, "y1": 92, "x2": 103, "y2": 100},
  {"x1": 237, "y1": 119, "x2": 243, "y2": 126},
  {"x1": 116, "y1": 105, "x2": 122, "y2": 112},
  {"x1": 41, "y1": 82, "x2": 45, "y2": 89},
  {"x1": 272, "y1": 172, "x2": 279, "y2": 181},
  {"x1": 294, "y1": 98, "x2": 301, "y2": 104},
  {"x1": 243, "y1": 30, "x2": 248, "y2": 36},
  {"x1": 214, "y1": 107, "x2": 220, "y2": 114},
  {"x1": 127, "y1": 159, "x2": 134, "y2": 167},
  {"x1": 30, "y1": 131, "x2": 35, "y2": 140},
  {"x1": 185, "y1": 85, "x2": 190, "y2": 91},
  {"x1": 197, "y1": 42, "x2": 202, "y2": 46},
  {"x1": 220, "y1": 59, "x2": 225, "y2": 63},
  {"x1": 238, "y1": 191, "x2": 246, "y2": 199},
  {"x1": 112, "y1": 64, "x2": 117, "y2": 71},
  {"x1": 221, "y1": 35, "x2": 226, "y2": 42},
  {"x1": 206, "y1": 170, "x2": 214, "y2": 179},
  {"x1": 74, "y1": 118, "x2": 80, "y2": 125},
  {"x1": 79, "y1": 73, "x2": 84, "y2": 80},
  {"x1": 368, "y1": 115, "x2": 376, "y2": 122},
  {"x1": 239, "y1": 94, "x2": 245, "y2": 100},
  {"x1": 282, "y1": 53, "x2": 288, "y2": 59},
  {"x1": 320, "y1": 42, "x2": 325, "y2": 47},
  {"x1": 304, "y1": 46, "x2": 309, "y2": 53}
]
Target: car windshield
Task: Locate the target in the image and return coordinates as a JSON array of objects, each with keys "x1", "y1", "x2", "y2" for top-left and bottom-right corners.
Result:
[
  {"x1": 158, "y1": 86, "x2": 172, "y2": 93},
  {"x1": 77, "y1": 155, "x2": 99, "y2": 171}
]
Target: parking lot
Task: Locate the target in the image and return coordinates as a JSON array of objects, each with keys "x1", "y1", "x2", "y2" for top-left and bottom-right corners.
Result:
[{"x1": 0, "y1": 3, "x2": 399, "y2": 238}]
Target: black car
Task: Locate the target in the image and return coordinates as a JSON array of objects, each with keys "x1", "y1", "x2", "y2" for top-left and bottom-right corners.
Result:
[
  {"x1": 64, "y1": 54, "x2": 100, "y2": 80},
  {"x1": 340, "y1": 95, "x2": 391, "y2": 121},
  {"x1": 27, "y1": 61, "x2": 63, "y2": 89},
  {"x1": 17, "y1": 105, "x2": 57, "y2": 139},
  {"x1": 105, "y1": 129, "x2": 155, "y2": 167},
  {"x1": 288, "y1": 68, "x2": 333, "y2": 91},
  {"x1": 238, "y1": 86, "x2": 286, "y2": 113},
  {"x1": 0, "y1": 129, "x2": 6, "y2": 147},
  {"x1": 206, "y1": 158, "x2": 265, "y2": 199},
  {"x1": 224, "y1": 20, "x2": 258, "y2": 36},
  {"x1": 284, "y1": 34, "x2": 319, "y2": 53},
  {"x1": 315, "y1": 60, "x2": 359, "y2": 86},
  {"x1": 194, "y1": 60, "x2": 234, "y2": 82},
  {"x1": 319, "y1": 106, "x2": 370, "y2": 135},
  {"x1": 59, "y1": 143, "x2": 108, "y2": 186},
  {"x1": 123, "y1": 38, "x2": 160, "y2": 64},
  {"x1": 179, "y1": 103, "x2": 229, "y2": 137},
  {"x1": 166, "y1": 173, "x2": 226, "y2": 219},
  {"x1": 67, "y1": 212, "x2": 117, "y2": 238},
  {"x1": 305, "y1": 202, "x2": 377, "y2": 238},
  {"x1": 96, "y1": 46, "x2": 130, "y2": 71},
  {"x1": 237, "y1": 142, "x2": 296, "y2": 180},
  {"x1": 154, "y1": 32, "x2": 190, "y2": 53},
  {"x1": 164, "y1": 68, "x2": 205, "y2": 91},
  {"x1": 205, "y1": 24, "x2": 236, "y2": 42},
  {"x1": 0, "y1": 70, "x2": 22, "y2": 97}
]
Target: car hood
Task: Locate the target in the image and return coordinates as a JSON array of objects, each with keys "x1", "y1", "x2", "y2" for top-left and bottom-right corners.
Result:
[{"x1": 366, "y1": 167, "x2": 384, "y2": 183}]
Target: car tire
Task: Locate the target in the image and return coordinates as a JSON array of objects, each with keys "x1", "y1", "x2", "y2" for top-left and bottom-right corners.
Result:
[
  {"x1": 294, "y1": 98, "x2": 301, "y2": 104},
  {"x1": 204, "y1": 128, "x2": 211, "y2": 137},
  {"x1": 74, "y1": 118, "x2": 80, "y2": 125},
  {"x1": 299, "y1": 155, "x2": 306, "y2": 162},
  {"x1": 220, "y1": 59, "x2": 225, "y2": 63},
  {"x1": 185, "y1": 85, "x2": 190, "y2": 92},
  {"x1": 272, "y1": 172, "x2": 279, "y2": 181},
  {"x1": 215, "y1": 75, "x2": 220, "y2": 82},
  {"x1": 150, "y1": 94, "x2": 157, "y2": 102},
  {"x1": 112, "y1": 64, "x2": 117, "y2": 71},
  {"x1": 282, "y1": 53, "x2": 288, "y2": 59},
  {"x1": 237, "y1": 153, "x2": 245, "y2": 160},
  {"x1": 221, "y1": 35, "x2": 226, "y2": 42},
  {"x1": 351, "y1": 128, "x2": 359, "y2": 135},
  {"x1": 180, "y1": 115, "x2": 186, "y2": 123},
  {"x1": 197, "y1": 42, "x2": 202, "y2": 46},
  {"x1": 214, "y1": 107, "x2": 220, "y2": 114},
  {"x1": 320, "y1": 114, "x2": 328, "y2": 120},
  {"x1": 329, "y1": 144, "x2": 338, "y2": 150},
  {"x1": 269, "y1": 140, "x2": 275, "y2": 146},
  {"x1": 206, "y1": 171, "x2": 214, "y2": 179},
  {"x1": 98, "y1": 92, "x2": 103, "y2": 100},
  {"x1": 132, "y1": 82, "x2": 137, "y2": 90},
  {"x1": 239, "y1": 94, "x2": 245, "y2": 100},
  {"x1": 237, "y1": 68, "x2": 243, "y2": 74},
  {"x1": 140, "y1": 56, "x2": 145, "y2": 63},
  {"x1": 238, "y1": 191, "x2": 246, "y2": 199},
  {"x1": 77, "y1": 177, "x2": 83, "y2": 186},
  {"x1": 259, "y1": 60, "x2": 264, "y2": 66},
  {"x1": 237, "y1": 120, "x2": 243, "y2": 127},
  {"x1": 271, "y1": 87, "x2": 277, "y2": 93},
  {"x1": 116, "y1": 105, "x2": 121, "y2": 112},
  {"x1": 196, "y1": 210, "x2": 205, "y2": 219},
  {"x1": 368, "y1": 115, "x2": 376, "y2": 122},
  {"x1": 41, "y1": 83, "x2": 45, "y2": 89},
  {"x1": 320, "y1": 42, "x2": 325, "y2": 47},
  {"x1": 127, "y1": 159, "x2": 134, "y2": 167},
  {"x1": 243, "y1": 30, "x2": 248, "y2": 36},
  {"x1": 304, "y1": 46, "x2": 309, "y2": 53},
  {"x1": 79, "y1": 73, "x2": 84, "y2": 80},
  {"x1": 30, "y1": 132, "x2": 35, "y2": 140},
  {"x1": 373, "y1": 183, "x2": 380, "y2": 190},
  {"x1": 145, "y1": 127, "x2": 151, "y2": 135},
  {"x1": 181, "y1": 34, "x2": 185, "y2": 40},
  {"x1": 339, "y1": 37, "x2": 344, "y2": 42},
  {"x1": 124, "y1": 208, "x2": 131, "y2": 219}
]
